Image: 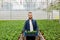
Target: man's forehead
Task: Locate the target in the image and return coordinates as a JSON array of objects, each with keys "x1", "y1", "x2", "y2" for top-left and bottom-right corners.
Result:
[{"x1": 28, "y1": 13, "x2": 32, "y2": 15}]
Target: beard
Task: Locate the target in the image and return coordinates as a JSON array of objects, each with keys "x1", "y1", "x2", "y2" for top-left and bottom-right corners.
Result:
[{"x1": 29, "y1": 17, "x2": 32, "y2": 19}]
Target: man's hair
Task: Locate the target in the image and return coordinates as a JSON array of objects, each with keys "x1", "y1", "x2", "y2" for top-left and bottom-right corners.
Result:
[{"x1": 28, "y1": 12, "x2": 32, "y2": 13}]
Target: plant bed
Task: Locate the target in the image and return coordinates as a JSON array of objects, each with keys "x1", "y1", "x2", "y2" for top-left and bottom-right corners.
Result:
[{"x1": 25, "y1": 31, "x2": 37, "y2": 34}]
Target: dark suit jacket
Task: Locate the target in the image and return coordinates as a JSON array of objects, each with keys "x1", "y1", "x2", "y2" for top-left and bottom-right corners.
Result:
[{"x1": 23, "y1": 19, "x2": 38, "y2": 32}]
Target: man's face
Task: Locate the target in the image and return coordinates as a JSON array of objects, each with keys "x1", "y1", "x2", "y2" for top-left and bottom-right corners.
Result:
[{"x1": 28, "y1": 13, "x2": 32, "y2": 19}]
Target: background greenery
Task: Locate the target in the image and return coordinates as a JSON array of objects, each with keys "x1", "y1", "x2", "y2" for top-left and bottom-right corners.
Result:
[{"x1": 0, "y1": 20, "x2": 60, "y2": 40}]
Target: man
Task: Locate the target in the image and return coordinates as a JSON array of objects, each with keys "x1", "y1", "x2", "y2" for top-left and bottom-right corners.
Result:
[{"x1": 23, "y1": 12, "x2": 38, "y2": 40}]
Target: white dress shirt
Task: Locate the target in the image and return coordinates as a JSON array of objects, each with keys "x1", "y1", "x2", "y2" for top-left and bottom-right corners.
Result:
[{"x1": 29, "y1": 20, "x2": 33, "y2": 32}]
